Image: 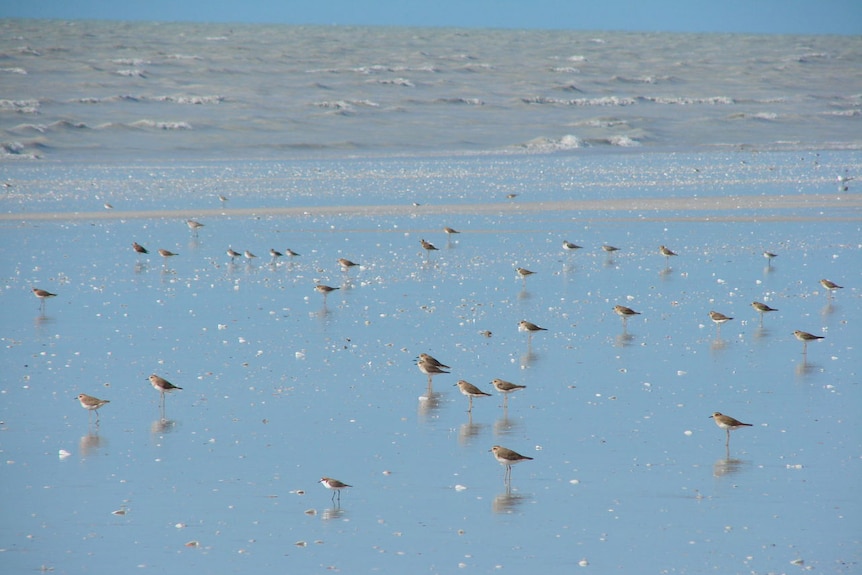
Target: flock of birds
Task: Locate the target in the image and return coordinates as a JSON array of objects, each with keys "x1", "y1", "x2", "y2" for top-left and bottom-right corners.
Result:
[{"x1": 31, "y1": 211, "x2": 847, "y2": 502}]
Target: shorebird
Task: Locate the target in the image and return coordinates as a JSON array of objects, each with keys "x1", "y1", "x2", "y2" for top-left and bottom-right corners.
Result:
[
  {"x1": 32, "y1": 288, "x2": 57, "y2": 311},
  {"x1": 243, "y1": 250, "x2": 257, "y2": 261},
  {"x1": 416, "y1": 353, "x2": 450, "y2": 386},
  {"x1": 77, "y1": 393, "x2": 110, "y2": 422},
  {"x1": 186, "y1": 219, "x2": 204, "y2": 236},
  {"x1": 490, "y1": 445, "x2": 533, "y2": 483},
  {"x1": 319, "y1": 477, "x2": 351, "y2": 503},
  {"x1": 709, "y1": 310, "x2": 733, "y2": 335},
  {"x1": 516, "y1": 267, "x2": 535, "y2": 284},
  {"x1": 751, "y1": 301, "x2": 778, "y2": 324},
  {"x1": 518, "y1": 320, "x2": 547, "y2": 342},
  {"x1": 490, "y1": 378, "x2": 526, "y2": 407},
  {"x1": 820, "y1": 279, "x2": 843, "y2": 297},
  {"x1": 158, "y1": 248, "x2": 178, "y2": 259},
  {"x1": 562, "y1": 240, "x2": 582, "y2": 252},
  {"x1": 602, "y1": 244, "x2": 619, "y2": 254},
  {"x1": 417, "y1": 353, "x2": 449, "y2": 370},
  {"x1": 285, "y1": 248, "x2": 301, "y2": 257},
  {"x1": 226, "y1": 248, "x2": 241, "y2": 262},
  {"x1": 443, "y1": 226, "x2": 460, "y2": 236},
  {"x1": 132, "y1": 242, "x2": 149, "y2": 255},
  {"x1": 269, "y1": 249, "x2": 283, "y2": 263},
  {"x1": 709, "y1": 412, "x2": 752, "y2": 448},
  {"x1": 762, "y1": 251, "x2": 777, "y2": 266},
  {"x1": 837, "y1": 172, "x2": 854, "y2": 190},
  {"x1": 315, "y1": 284, "x2": 340, "y2": 302},
  {"x1": 659, "y1": 245, "x2": 677, "y2": 266},
  {"x1": 793, "y1": 330, "x2": 824, "y2": 354},
  {"x1": 149, "y1": 374, "x2": 182, "y2": 413},
  {"x1": 338, "y1": 258, "x2": 358, "y2": 272},
  {"x1": 613, "y1": 305, "x2": 641, "y2": 327},
  {"x1": 455, "y1": 380, "x2": 492, "y2": 412}
]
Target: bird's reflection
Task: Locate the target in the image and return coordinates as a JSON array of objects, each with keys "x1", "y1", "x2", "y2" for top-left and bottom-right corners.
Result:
[
  {"x1": 762, "y1": 264, "x2": 775, "y2": 275},
  {"x1": 322, "y1": 506, "x2": 346, "y2": 520},
  {"x1": 79, "y1": 431, "x2": 105, "y2": 457},
  {"x1": 713, "y1": 456, "x2": 748, "y2": 478},
  {"x1": 493, "y1": 411, "x2": 519, "y2": 436},
  {"x1": 34, "y1": 313, "x2": 55, "y2": 329},
  {"x1": 520, "y1": 345, "x2": 538, "y2": 368},
  {"x1": 795, "y1": 358, "x2": 819, "y2": 377},
  {"x1": 517, "y1": 288, "x2": 531, "y2": 301},
  {"x1": 615, "y1": 330, "x2": 634, "y2": 348},
  {"x1": 134, "y1": 262, "x2": 148, "y2": 274},
  {"x1": 151, "y1": 418, "x2": 179, "y2": 435},
  {"x1": 659, "y1": 266, "x2": 673, "y2": 278},
  {"x1": 492, "y1": 486, "x2": 531, "y2": 514},
  {"x1": 418, "y1": 386, "x2": 443, "y2": 422},
  {"x1": 316, "y1": 302, "x2": 333, "y2": 319},
  {"x1": 753, "y1": 325, "x2": 771, "y2": 341},
  {"x1": 458, "y1": 413, "x2": 483, "y2": 445},
  {"x1": 820, "y1": 302, "x2": 836, "y2": 318},
  {"x1": 710, "y1": 337, "x2": 728, "y2": 352}
]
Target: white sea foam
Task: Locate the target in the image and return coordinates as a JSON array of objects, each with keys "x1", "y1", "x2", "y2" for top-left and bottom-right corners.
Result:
[{"x1": 129, "y1": 120, "x2": 193, "y2": 130}]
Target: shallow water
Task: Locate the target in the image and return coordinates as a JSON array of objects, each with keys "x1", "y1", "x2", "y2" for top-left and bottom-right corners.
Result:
[{"x1": 1, "y1": 149, "x2": 861, "y2": 574}]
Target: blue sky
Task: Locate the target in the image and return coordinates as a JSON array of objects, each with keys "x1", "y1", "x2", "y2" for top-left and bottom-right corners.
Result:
[{"x1": 1, "y1": 0, "x2": 860, "y2": 35}]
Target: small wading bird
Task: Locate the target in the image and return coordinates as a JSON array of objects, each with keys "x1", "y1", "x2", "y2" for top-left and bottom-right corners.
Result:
[
  {"x1": 443, "y1": 226, "x2": 460, "y2": 236},
  {"x1": 659, "y1": 245, "x2": 677, "y2": 266},
  {"x1": 709, "y1": 412, "x2": 752, "y2": 448},
  {"x1": 793, "y1": 330, "x2": 824, "y2": 354},
  {"x1": 319, "y1": 477, "x2": 351, "y2": 503},
  {"x1": 338, "y1": 258, "x2": 358, "y2": 272},
  {"x1": 226, "y1": 248, "x2": 241, "y2": 262},
  {"x1": 762, "y1": 251, "x2": 777, "y2": 266},
  {"x1": 562, "y1": 240, "x2": 582, "y2": 252},
  {"x1": 518, "y1": 320, "x2": 547, "y2": 342},
  {"x1": 315, "y1": 284, "x2": 340, "y2": 302},
  {"x1": 186, "y1": 219, "x2": 204, "y2": 236},
  {"x1": 32, "y1": 288, "x2": 57, "y2": 311},
  {"x1": 149, "y1": 374, "x2": 182, "y2": 413},
  {"x1": 420, "y1": 239, "x2": 438, "y2": 253},
  {"x1": 416, "y1": 353, "x2": 450, "y2": 386},
  {"x1": 751, "y1": 301, "x2": 778, "y2": 324},
  {"x1": 602, "y1": 244, "x2": 619, "y2": 254},
  {"x1": 77, "y1": 393, "x2": 110, "y2": 422},
  {"x1": 490, "y1": 378, "x2": 526, "y2": 407},
  {"x1": 455, "y1": 380, "x2": 492, "y2": 412},
  {"x1": 158, "y1": 248, "x2": 178, "y2": 259},
  {"x1": 516, "y1": 267, "x2": 535, "y2": 284},
  {"x1": 490, "y1": 445, "x2": 533, "y2": 483},
  {"x1": 613, "y1": 305, "x2": 641, "y2": 327},
  {"x1": 708, "y1": 310, "x2": 733, "y2": 336},
  {"x1": 819, "y1": 279, "x2": 843, "y2": 297},
  {"x1": 132, "y1": 242, "x2": 148, "y2": 255},
  {"x1": 285, "y1": 248, "x2": 301, "y2": 257}
]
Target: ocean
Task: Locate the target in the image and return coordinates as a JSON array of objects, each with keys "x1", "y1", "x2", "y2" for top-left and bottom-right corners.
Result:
[
  {"x1": 1, "y1": 20, "x2": 861, "y2": 575},
  {"x1": 2, "y1": 20, "x2": 861, "y2": 160}
]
